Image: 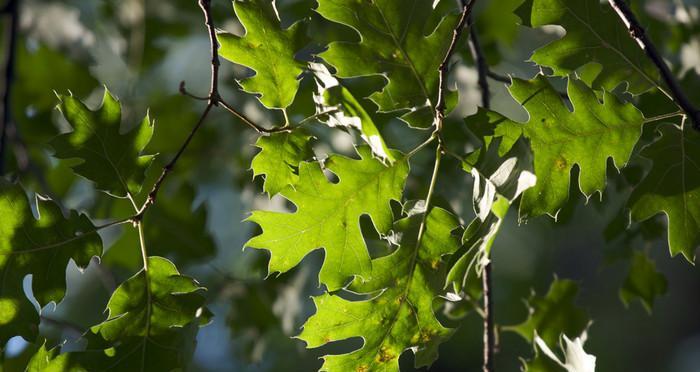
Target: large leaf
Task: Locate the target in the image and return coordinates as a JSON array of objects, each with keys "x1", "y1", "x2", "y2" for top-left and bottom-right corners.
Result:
[
  {"x1": 246, "y1": 146, "x2": 409, "y2": 291},
  {"x1": 478, "y1": 75, "x2": 643, "y2": 219},
  {"x1": 251, "y1": 130, "x2": 314, "y2": 196},
  {"x1": 315, "y1": 0, "x2": 461, "y2": 113},
  {"x1": 507, "y1": 279, "x2": 589, "y2": 347},
  {"x1": 516, "y1": 0, "x2": 659, "y2": 94},
  {"x1": 218, "y1": 0, "x2": 307, "y2": 108},
  {"x1": 0, "y1": 181, "x2": 102, "y2": 344},
  {"x1": 299, "y1": 207, "x2": 461, "y2": 371},
  {"x1": 52, "y1": 89, "x2": 155, "y2": 198},
  {"x1": 76, "y1": 256, "x2": 210, "y2": 371},
  {"x1": 629, "y1": 126, "x2": 700, "y2": 261}
]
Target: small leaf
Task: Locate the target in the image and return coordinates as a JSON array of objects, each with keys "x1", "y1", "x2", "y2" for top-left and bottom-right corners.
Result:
[
  {"x1": 620, "y1": 251, "x2": 667, "y2": 313},
  {"x1": 0, "y1": 180, "x2": 102, "y2": 344},
  {"x1": 309, "y1": 62, "x2": 395, "y2": 163},
  {"x1": 218, "y1": 0, "x2": 308, "y2": 108},
  {"x1": 316, "y1": 0, "x2": 461, "y2": 113},
  {"x1": 516, "y1": 0, "x2": 659, "y2": 94},
  {"x1": 508, "y1": 279, "x2": 589, "y2": 347},
  {"x1": 629, "y1": 126, "x2": 700, "y2": 261},
  {"x1": 246, "y1": 146, "x2": 409, "y2": 290},
  {"x1": 474, "y1": 75, "x2": 644, "y2": 220},
  {"x1": 251, "y1": 130, "x2": 314, "y2": 196},
  {"x1": 52, "y1": 89, "x2": 155, "y2": 198},
  {"x1": 299, "y1": 207, "x2": 461, "y2": 371},
  {"x1": 525, "y1": 332, "x2": 596, "y2": 372}
]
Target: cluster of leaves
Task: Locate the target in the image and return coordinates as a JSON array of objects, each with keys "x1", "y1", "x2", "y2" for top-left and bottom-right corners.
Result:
[{"x1": 2, "y1": 0, "x2": 699, "y2": 371}]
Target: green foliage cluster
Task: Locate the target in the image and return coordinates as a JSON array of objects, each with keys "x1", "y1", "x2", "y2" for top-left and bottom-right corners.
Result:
[{"x1": 1, "y1": 0, "x2": 698, "y2": 371}]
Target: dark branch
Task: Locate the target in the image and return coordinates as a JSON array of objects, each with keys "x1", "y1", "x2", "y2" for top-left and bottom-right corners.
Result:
[
  {"x1": 0, "y1": 0, "x2": 19, "y2": 174},
  {"x1": 464, "y1": 7, "x2": 496, "y2": 372},
  {"x1": 608, "y1": 0, "x2": 700, "y2": 130},
  {"x1": 467, "y1": 16, "x2": 490, "y2": 108}
]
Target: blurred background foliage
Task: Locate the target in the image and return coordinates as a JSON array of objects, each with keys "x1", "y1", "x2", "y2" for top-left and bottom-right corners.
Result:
[{"x1": 1, "y1": 0, "x2": 700, "y2": 371}]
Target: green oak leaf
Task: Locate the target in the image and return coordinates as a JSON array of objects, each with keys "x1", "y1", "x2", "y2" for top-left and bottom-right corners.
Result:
[
  {"x1": 620, "y1": 251, "x2": 667, "y2": 313},
  {"x1": 0, "y1": 181, "x2": 102, "y2": 344},
  {"x1": 27, "y1": 326, "x2": 201, "y2": 372},
  {"x1": 315, "y1": 0, "x2": 461, "y2": 113},
  {"x1": 64, "y1": 256, "x2": 211, "y2": 371},
  {"x1": 629, "y1": 126, "x2": 700, "y2": 261},
  {"x1": 516, "y1": 0, "x2": 659, "y2": 94},
  {"x1": 218, "y1": 0, "x2": 307, "y2": 108},
  {"x1": 246, "y1": 146, "x2": 409, "y2": 291},
  {"x1": 477, "y1": 75, "x2": 643, "y2": 220},
  {"x1": 251, "y1": 130, "x2": 314, "y2": 196},
  {"x1": 507, "y1": 279, "x2": 589, "y2": 347},
  {"x1": 309, "y1": 62, "x2": 395, "y2": 164},
  {"x1": 299, "y1": 207, "x2": 461, "y2": 371},
  {"x1": 52, "y1": 89, "x2": 155, "y2": 198}
]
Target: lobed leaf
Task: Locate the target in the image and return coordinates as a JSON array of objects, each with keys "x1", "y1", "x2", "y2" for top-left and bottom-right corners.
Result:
[
  {"x1": 246, "y1": 146, "x2": 409, "y2": 290},
  {"x1": 315, "y1": 0, "x2": 461, "y2": 115},
  {"x1": 620, "y1": 251, "x2": 667, "y2": 313},
  {"x1": 299, "y1": 207, "x2": 461, "y2": 371},
  {"x1": 52, "y1": 89, "x2": 155, "y2": 198},
  {"x1": 629, "y1": 126, "x2": 700, "y2": 261},
  {"x1": 516, "y1": 0, "x2": 659, "y2": 94},
  {"x1": 472, "y1": 75, "x2": 644, "y2": 220},
  {"x1": 251, "y1": 130, "x2": 314, "y2": 196},
  {"x1": 218, "y1": 0, "x2": 308, "y2": 109},
  {"x1": 0, "y1": 181, "x2": 102, "y2": 345}
]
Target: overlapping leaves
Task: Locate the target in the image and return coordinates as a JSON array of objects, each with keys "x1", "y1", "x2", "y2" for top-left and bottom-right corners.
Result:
[
  {"x1": 299, "y1": 207, "x2": 460, "y2": 371},
  {"x1": 315, "y1": 0, "x2": 461, "y2": 114},
  {"x1": 472, "y1": 75, "x2": 644, "y2": 219},
  {"x1": 251, "y1": 130, "x2": 314, "y2": 196},
  {"x1": 516, "y1": 0, "x2": 659, "y2": 94},
  {"x1": 246, "y1": 146, "x2": 408, "y2": 291},
  {"x1": 0, "y1": 181, "x2": 102, "y2": 344},
  {"x1": 26, "y1": 257, "x2": 210, "y2": 371}
]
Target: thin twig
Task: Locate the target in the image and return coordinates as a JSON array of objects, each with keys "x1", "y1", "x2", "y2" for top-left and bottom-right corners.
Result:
[
  {"x1": 0, "y1": 0, "x2": 19, "y2": 174},
  {"x1": 608, "y1": 0, "x2": 700, "y2": 130},
  {"x1": 486, "y1": 71, "x2": 511, "y2": 84},
  {"x1": 435, "y1": 0, "x2": 477, "y2": 132},
  {"x1": 643, "y1": 110, "x2": 684, "y2": 123},
  {"x1": 464, "y1": 3, "x2": 495, "y2": 370},
  {"x1": 137, "y1": 0, "x2": 221, "y2": 217},
  {"x1": 218, "y1": 98, "x2": 291, "y2": 133}
]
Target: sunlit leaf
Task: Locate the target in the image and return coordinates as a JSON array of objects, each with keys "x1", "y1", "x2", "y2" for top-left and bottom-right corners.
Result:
[
  {"x1": 52, "y1": 89, "x2": 155, "y2": 198},
  {"x1": 246, "y1": 146, "x2": 408, "y2": 290},
  {"x1": 218, "y1": 0, "x2": 308, "y2": 108},
  {"x1": 299, "y1": 207, "x2": 460, "y2": 371}
]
